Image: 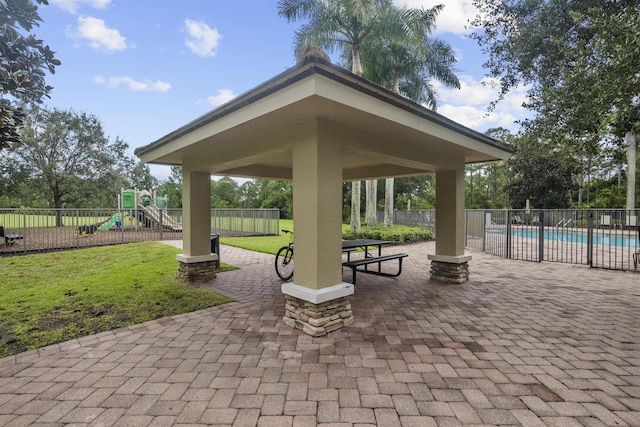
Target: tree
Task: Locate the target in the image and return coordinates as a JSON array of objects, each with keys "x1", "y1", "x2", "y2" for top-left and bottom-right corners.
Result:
[
  {"x1": 1, "y1": 0, "x2": 60, "y2": 149},
  {"x1": 483, "y1": 127, "x2": 514, "y2": 208},
  {"x1": 360, "y1": 5, "x2": 458, "y2": 109},
  {"x1": 279, "y1": 0, "x2": 409, "y2": 76},
  {"x1": 10, "y1": 106, "x2": 130, "y2": 224},
  {"x1": 279, "y1": 0, "x2": 410, "y2": 230},
  {"x1": 279, "y1": 0, "x2": 460, "y2": 227},
  {"x1": 394, "y1": 176, "x2": 435, "y2": 209},
  {"x1": 211, "y1": 176, "x2": 239, "y2": 208},
  {"x1": 507, "y1": 135, "x2": 578, "y2": 209},
  {"x1": 127, "y1": 161, "x2": 158, "y2": 191},
  {"x1": 470, "y1": 0, "x2": 638, "y2": 208},
  {"x1": 157, "y1": 166, "x2": 182, "y2": 208},
  {"x1": 238, "y1": 180, "x2": 261, "y2": 208},
  {"x1": 259, "y1": 179, "x2": 293, "y2": 219},
  {"x1": 359, "y1": 4, "x2": 459, "y2": 224},
  {"x1": 559, "y1": 7, "x2": 639, "y2": 209}
]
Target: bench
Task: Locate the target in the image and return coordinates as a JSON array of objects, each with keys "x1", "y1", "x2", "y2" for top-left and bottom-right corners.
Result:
[
  {"x1": 342, "y1": 247, "x2": 358, "y2": 261},
  {"x1": 342, "y1": 253, "x2": 408, "y2": 285},
  {"x1": 0, "y1": 226, "x2": 24, "y2": 246}
]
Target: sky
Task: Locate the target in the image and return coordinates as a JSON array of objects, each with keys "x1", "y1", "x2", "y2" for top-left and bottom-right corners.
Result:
[{"x1": 35, "y1": 0, "x2": 529, "y2": 180}]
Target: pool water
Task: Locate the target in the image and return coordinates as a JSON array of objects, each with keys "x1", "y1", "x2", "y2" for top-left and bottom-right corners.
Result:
[{"x1": 491, "y1": 227, "x2": 639, "y2": 248}]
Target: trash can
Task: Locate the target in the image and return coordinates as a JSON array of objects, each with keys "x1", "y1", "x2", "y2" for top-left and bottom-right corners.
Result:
[{"x1": 210, "y1": 233, "x2": 220, "y2": 268}]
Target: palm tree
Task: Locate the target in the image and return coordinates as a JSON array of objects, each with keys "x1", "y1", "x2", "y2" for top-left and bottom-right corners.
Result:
[
  {"x1": 360, "y1": 5, "x2": 460, "y2": 226},
  {"x1": 278, "y1": 1, "x2": 461, "y2": 228},
  {"x1": 278, "y1": 0, "x2": 409, "y2": 230}
]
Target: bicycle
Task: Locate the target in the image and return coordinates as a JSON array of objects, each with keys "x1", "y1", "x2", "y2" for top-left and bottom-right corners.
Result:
[{"x1": 275, "y1": 229, "x2": 294, "y2": 281}]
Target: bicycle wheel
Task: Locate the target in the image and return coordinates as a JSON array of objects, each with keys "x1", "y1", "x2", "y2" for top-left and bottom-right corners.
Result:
[{"x1": 275, "y1": 245, "x2": 294, "y2": 281}]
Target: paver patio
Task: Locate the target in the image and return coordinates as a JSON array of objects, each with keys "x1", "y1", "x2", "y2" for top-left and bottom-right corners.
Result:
[{"x1": 0, "y1": 241, "x2": 638, "y2": 426}]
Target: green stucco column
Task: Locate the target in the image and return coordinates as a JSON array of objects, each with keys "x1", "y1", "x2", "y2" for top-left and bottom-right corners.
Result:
[
  {"x1": 429, "y1": 166, "x2": 472, "y2": 283},
  {"x1": 176, "y1": 167, "x2": 217, "y2": 282},
  {"x1": 281, "y1": 119, "x2": 354, "y2": 336}
]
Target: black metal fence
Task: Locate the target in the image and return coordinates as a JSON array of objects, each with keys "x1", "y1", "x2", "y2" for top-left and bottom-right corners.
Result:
[
  {"x1": 0, "y1": 208, "x2": 279, "y2": 255},
  {"x1": 379, "y1": 208, "x2": 639, "y2": 272},
  {"x1": 377, "y1": 210, "x2": 436, "y2": 231},
  {"x1": 466, "y1": 209, "x2": 640, "y2": 272}
]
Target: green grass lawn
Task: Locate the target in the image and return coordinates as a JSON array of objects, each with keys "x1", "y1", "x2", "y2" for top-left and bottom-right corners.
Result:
[
  {"x1": 220, "y1": 219, "x2": 352, "y2": 254},
  {"x1": 220, "y1": 219, "x2": 432, "y2": 254},
  {"x1": 0, "y1": 241, "x2": 235, "y2": 358},
  {"x1": 220, "y1": 219, "x2": 293, "y2": 254},
  {"x1": 0, "y1": 221, "x2": 431, "y2": 358}
]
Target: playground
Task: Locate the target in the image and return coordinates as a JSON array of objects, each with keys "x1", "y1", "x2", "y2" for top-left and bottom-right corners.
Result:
[
  {"x1": 0, "y1": 189, "x2": 279, "y2": 255},
  {"x1": 0, "y1": 189, "x2": 183, "y2": 254},
  {"x1": 97, "y1": 188, "x2": 183, "y2": 233}
]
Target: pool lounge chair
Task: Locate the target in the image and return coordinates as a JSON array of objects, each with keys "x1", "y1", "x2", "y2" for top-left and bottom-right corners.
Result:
[{"x1": 626, "y1": 215, "x2": 637, "y2": 228}]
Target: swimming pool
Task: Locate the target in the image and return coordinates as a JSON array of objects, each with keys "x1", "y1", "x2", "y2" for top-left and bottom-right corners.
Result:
[{"x1": 490, "y1": 227, "x2": 639, "y2": 248}]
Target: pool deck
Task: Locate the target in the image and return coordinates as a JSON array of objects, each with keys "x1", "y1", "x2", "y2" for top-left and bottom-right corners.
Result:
[{"x1": 1, "y1": 241, "x2": 639, "y2": 426}]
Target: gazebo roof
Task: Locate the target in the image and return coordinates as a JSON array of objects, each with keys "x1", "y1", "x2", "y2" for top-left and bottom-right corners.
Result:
[{"x1": 135, "y1": 57, "x2": 512, "y2": 180}]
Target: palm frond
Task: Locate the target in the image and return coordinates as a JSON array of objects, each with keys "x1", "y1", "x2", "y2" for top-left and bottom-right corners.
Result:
[{"x1": 277, "y1": 0, "x2": 320, "y2": 21}]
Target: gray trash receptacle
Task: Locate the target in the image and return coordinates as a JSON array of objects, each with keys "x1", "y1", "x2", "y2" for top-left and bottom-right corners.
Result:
[{"x1": 210, "y1": 233, "x2": 220, "y2": 268}]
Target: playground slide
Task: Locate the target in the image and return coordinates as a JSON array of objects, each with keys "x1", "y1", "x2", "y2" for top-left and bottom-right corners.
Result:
[
  {"x1": 140, "y1": 204, "x2": 182, "y2": 231},
  {"x1": 97, "y1": 212, "x2": 123, "y2": 231}
]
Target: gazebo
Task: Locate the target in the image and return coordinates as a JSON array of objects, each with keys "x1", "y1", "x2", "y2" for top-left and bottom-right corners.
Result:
[{"x1": 135, "y1": 53, "x2": 511, "y2": 336}]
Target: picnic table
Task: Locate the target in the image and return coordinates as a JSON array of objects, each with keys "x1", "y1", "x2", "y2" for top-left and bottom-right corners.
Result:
[{"x1": 341, "y1": 239, "x2": 408, "y2": 284}]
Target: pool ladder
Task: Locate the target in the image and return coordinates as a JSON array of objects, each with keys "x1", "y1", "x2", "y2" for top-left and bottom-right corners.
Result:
[
  {"x1": 555, "y1": 218, "x2": 572, "y2": 242},
  {"x1": 556, "y1": 218, "x2": 572, "y2": 228}
]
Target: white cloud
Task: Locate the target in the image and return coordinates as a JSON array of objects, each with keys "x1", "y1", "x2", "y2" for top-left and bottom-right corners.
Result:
[
  {"x1": 94, "y1": 76, "x2": 171, "y2": 92},
  {"x1": 51, "y1": 0, "x2": 111, "y2": 14},
  {"x1": 207, "y1": 89, "x2": 237, "y2": 107},
  {"x1": 437, "y1": 75, "x2": 502, "y2": 105},
  {"x1": 184, "y1": 19, "x2": 222, "y2": 57},
  {"x1": 71, "y1": 16, "x2": 127, "y2": 53},
  {"x1": 394, "y1": 0, "x2": 479, "y2": 35},
  {"x1": 433, "y1": 75, "x2": 530, "y2": 131}
]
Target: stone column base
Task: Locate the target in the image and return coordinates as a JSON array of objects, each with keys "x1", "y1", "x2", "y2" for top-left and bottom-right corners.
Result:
[
  {"x1": 176, "y1": 254, "x2": 218, "y2": 283},
  {"x1": 428, "y1": 254, "x2": 472, "y2": 284},
  {"x1": 283, "y1": 295, "x2": 354, "y2": 337}
]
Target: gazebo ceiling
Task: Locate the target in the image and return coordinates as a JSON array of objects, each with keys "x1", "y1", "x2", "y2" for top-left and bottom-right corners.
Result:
[{"x1": 135, "y1": 59, "x2": 512, "y2": 181}]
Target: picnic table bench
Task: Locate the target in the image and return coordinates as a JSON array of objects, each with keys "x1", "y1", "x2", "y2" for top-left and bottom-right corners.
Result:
[{"x1": 341, "y1": 239, "x2": 408, "y2": 285}]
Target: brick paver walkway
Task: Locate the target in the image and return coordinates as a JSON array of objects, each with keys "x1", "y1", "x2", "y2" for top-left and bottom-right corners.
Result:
[{"x1": 1, "y1": 241, "x2": 638, "y2": 426}]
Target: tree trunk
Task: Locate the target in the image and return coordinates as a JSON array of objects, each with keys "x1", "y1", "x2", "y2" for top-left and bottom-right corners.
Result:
[
  {"x1": 350, "y1": 181, "x2": 361, "y2": 231},
  {"x1": 365, "y1": 179, "x2": 377, "y2": 226},
  {"x1": 577, "y1": 165, "x2": 584, "y2": 207},
  {"x1": 382, "y1": 77, "x2": 401, "y2": 226},
  {"x1": 626, "y1": 130, "x2": 637, "y2": 209},
  {"x1": 53, "y1": 194, "x2": 65, "y2": 227},
  {"x1": 384, "y1": 178, "x2": 394, "y2": 226},
  {"x1": 352, "y1": 44, "x2": 363, "y2": 76},
  {"x1": 618, "y1": 165, "x2": 622, "y2": 187},
  {"x1": 349, "y1": 44, "x2": 364, "y2": 231},
  {"x1": 491, "y1": 165, "x2": 498, "y2": 208},
  {"x1": 392, "y1": 71, "x2": 401, "y2": 93}
]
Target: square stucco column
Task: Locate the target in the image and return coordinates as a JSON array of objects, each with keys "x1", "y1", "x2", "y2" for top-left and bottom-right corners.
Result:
[
  {"x1": 176, "y1": 167, "x2": 217, "y2": 282},
  {"x1": 429, "y1": 167, "x2": 471, "y2": 283},
  {"x1": 282, "y1": 119, "x2": 354, "y2": 336}
]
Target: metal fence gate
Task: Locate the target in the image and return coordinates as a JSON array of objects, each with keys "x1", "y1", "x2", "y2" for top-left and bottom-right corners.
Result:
[{"x1": 466, "y1": 209, "x2": 640, "y2": 272}]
